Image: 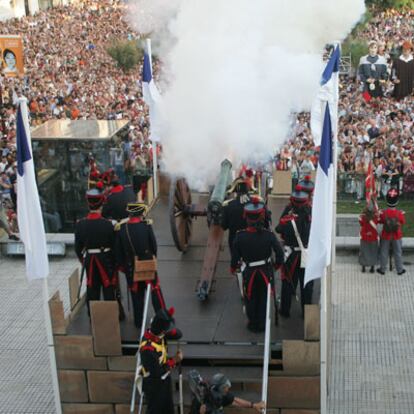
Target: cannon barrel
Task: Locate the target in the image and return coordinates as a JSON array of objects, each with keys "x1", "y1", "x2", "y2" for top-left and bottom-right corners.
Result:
[{"x1": 207, "y1": 159, "x2": 233, "y2": 225}]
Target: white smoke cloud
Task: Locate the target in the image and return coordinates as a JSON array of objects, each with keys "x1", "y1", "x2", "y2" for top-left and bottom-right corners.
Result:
[{"x1": 127, "y1": 0, "x2": 365, "y2": 188}]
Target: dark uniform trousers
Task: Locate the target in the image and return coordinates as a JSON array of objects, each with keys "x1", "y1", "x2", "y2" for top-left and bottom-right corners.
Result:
[
  {"x1": 140, "y1": 332, "x2": 175, "y2": 414},
  {"x1": 243, "y1": 263, "x2": 274, "y2": 331},
  {"x1": 116, "y1": 219, "x2": 167, "y2": 329},
  {"x1": 129, "y1": 275, "x2": 166, "y2": 329},
  {"x1": 275, "y1": 208, "x2": 313, "y2": 317},
  {"x1": 85, "y1": 252, "x2": 116, "y2": 303},
  {"x1": 280, "y1": 251, "x2": 313, "y2": 317},
  {"x1": 232, "y1": 228, "x2": 284, "y2": 331}
]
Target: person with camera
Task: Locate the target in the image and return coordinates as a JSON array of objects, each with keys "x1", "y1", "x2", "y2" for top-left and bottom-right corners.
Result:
[{"x1": 190, "y1": 373, "x2": 264, "y2": 413}]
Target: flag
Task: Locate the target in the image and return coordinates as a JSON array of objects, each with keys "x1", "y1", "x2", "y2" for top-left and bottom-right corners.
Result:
[
  {"x1": 16, "y1": 98, "x2": 49, "y2": 280},
  {"x1": 365, "y1": 161, "x2": 378, "y2": 211},
  {"x1": 311, "y1": 46, "x2": 340, "y2": 146},
  {"x1": 304, "y1": 103, "x2": 335, "y2": 286},
  {"x1": 142, "y1": 51, "x2": 162, "y2": 142}
]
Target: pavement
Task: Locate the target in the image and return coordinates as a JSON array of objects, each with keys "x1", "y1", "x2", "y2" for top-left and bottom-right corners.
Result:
[
  {"x1": 1, "y1": 251, "x2": 414, "y2": 413},
  {"x1": 328, "y1": 252, "x2": 414, "y2": 414}
]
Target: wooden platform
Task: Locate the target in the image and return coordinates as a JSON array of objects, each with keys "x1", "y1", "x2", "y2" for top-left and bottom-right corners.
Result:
[
  {"x1": 51, "y1": 192, "x2": 321, "y2": 413},
  {"x1": 66, "y1": 194, "x2": 319, "y2": 349}
]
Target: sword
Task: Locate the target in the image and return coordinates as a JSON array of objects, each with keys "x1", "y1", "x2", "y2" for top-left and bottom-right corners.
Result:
[
  {"x1": 235, "y1": 270, "x2": 246, "y2": 314},
  {"x1": 76, "y1": 251, "x2": 87, "y2": 301}
]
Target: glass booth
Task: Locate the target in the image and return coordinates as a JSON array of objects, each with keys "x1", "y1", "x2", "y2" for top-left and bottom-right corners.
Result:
[{"x1": 31, "y1": 119, "x2": 130, "y2": 232}]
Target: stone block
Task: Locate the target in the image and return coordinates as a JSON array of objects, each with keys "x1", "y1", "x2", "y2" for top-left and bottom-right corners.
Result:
[
  {"x1": 62, "y1": 404, "x2": 114, "y2": 414},
  {"x1": 58, "y1": 370, "x2": 88, "y2": 403},
  {"x1": 90, "y1": 301, "x2": 122, "y2": 356},
  {"x1": 68, "y1": 268, "x2": 80, "y2": 310},
  {"x1": 49, "y1": 291, "x2": 66, "y2": 335},
  {"x1": 115, "y1": 405, "x2": 141, "y2": 414},
  {"x1": 108, "y1": 356, "x2": 136, "y2": 372},
  {"x1": 88, "y1": 371, "x2": 134, "y2": 403},
  {"x1": 272, "y1": 170, "x2": 292, "y2": 195},
  {"x1": 267, "y1": 377, "x2": 320, "y2": 408},
  {"x1": 283, "y1": 340, "x2": 320, "y2": 375},
  {"x1": 304, "y1": 304, "x2": 320, "y2": 341},
  {"x1": 55, "y1": 335, "x2": 107, "y2": 370}
]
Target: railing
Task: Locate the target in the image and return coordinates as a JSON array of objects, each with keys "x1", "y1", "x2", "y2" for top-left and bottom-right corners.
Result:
[
  {"x1": 261, "y1": 283, "x2": 272, "y2": 413},
  {"x1": 130, "y1": 284, "x2": 152, "y2": 413},
  {"x1": 272, "y1": 170, "x2": 414, "y2": 201}
]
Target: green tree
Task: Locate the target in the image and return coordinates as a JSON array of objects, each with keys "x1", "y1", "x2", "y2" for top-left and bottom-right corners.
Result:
[
  {"x1": 366, "y1": 0, "x2": 414, "y2": 9},
  {"x1": 106, "y1": 40, "x2": 144, "y2": 72}
]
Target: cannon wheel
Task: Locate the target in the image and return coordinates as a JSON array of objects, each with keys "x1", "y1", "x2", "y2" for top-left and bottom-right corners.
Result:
[{"x1": 169, "y1": 178, "x2": 193, "y2": 252}]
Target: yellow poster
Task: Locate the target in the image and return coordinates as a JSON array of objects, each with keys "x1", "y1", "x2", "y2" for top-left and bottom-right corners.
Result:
[{"x1": 0, "y1": 35, "x2": 24, "y2": 77}]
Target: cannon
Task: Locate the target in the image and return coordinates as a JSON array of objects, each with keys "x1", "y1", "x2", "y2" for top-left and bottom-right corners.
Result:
[{"x1": 169, "y1": 159, "x2": 233, "y2": 300}]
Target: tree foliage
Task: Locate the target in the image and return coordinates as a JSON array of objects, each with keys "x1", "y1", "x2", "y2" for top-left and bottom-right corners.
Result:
[
  {"x1": 107, "y1": 40, "x2": 143, "y2": 72},
  {"x1": 366, "y1": 0, "x2": 414, "y2": 9}
]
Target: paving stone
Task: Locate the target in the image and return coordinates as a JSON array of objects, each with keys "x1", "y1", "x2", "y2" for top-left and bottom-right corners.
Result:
[{"x1": 1, "y1": 251, "x2": 414, "y2": 412}]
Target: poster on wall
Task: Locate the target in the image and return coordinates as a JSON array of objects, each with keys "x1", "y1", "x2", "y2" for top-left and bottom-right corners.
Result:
[{"x1": 0, "y1": 35, "x2": 24, "y2": 77}]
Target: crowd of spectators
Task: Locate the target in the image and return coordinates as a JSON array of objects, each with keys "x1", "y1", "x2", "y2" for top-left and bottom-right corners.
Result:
[
  {"x1": 275, "y1": 7, "x2": 414, "y2": 201},
  {"x1": 0, "y1": 0, "x2": 158, "y2": 235},
  {"x1": 1, "y1": 2, "x2": 414, "y2": 236}
]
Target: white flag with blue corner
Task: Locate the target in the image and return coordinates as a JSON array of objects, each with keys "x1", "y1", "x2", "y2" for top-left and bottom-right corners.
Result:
[
  {"x1": 311, "y1": 46, "x2": 340, "y2": 146},
  {"x1": 142, "y1": 51, "x2": 162, "y2": 142},
  {"x1": 304, "y1": 102, "x2": 335, "y2": 286},
  {"x1": 16, "y1": 98, "x2": 49, "y2": 281}
]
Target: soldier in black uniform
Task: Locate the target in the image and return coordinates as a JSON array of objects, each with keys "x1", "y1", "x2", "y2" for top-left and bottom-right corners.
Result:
[
  {"x1": 139, "y1": 308, "x2": 183, "y2": 414},
  {"x1": 275, "y1": 190, "x2": 313, "y2": 318},
  {"x1": 102, "y1": 175, "x2": 136, "y2": 222},
  {"x1": 116, "y1": 203, "x2": 180, "y2": 338},
  {"x1": 296, "y1": 175, "x2": 314, "y2": 199},
  {"x1": 74, "y1": 189, "x2": 117, "y2": 310},
  {"x1": 221, "y1": 177, "x2": 250, "y2": 258},
  {"x1": 279, "y1": 176, "x2": 314, "y2": 219},
  {"x1": 231, "y1": 201, "x2": 284, "y2": 332}
]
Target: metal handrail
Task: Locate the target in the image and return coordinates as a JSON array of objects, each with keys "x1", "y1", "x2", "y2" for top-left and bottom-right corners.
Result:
[
  {"x1": 130, "y1": 284, "x2": 152, "y2": 413},
  {"x1": 261, "y1": 283, "x2": 272, "y2": 413}
]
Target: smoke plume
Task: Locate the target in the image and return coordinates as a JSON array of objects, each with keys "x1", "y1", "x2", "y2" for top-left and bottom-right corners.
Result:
[{"x1": 126, "y1": 0, "x2": 365, "y2": 188}]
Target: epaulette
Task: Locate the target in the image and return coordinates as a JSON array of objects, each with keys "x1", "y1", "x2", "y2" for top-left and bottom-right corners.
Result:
[{"x1": 114, "y1": 218, "x2": 129, "y2": 231}]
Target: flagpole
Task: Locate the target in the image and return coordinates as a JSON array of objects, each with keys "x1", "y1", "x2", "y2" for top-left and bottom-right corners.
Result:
[
  {"x1": 320, "y1": 43, "x2": 340, "y2": 414},
  {"x1": 146, "y1": 38, "x2": 159, "y2": 198},
  {"x1": 42, "y1": 278, "x2": 62, "y2": 414}
]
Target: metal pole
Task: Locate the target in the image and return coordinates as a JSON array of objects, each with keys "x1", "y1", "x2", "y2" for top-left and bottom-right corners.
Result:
[
  {"x1": 261, "y1": 283, "x2": 271, "y2": 413},
  {"x1": 42, "y1": 278, "x2": 62, "y2": 414},
  {"x1": 145, "y1": 38, "x2": 159, "y2": 198},
  {"x1": 130, "y1": 283, "x2": 152, "y2": 413},
  {"x1": 321, "y1": 42, "x2": 340, "y2": 414},
  {"x1": 178, "y1": 342, "x2": 184, "y2": 414}
]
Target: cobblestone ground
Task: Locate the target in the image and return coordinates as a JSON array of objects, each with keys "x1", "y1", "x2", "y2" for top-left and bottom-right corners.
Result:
[
  {"x1": 0, "y1": 256, "x2": 78, "y2": 414},
  {"x1": 1, "y1": 253, "x2": 414, "y2": 413},
  {"x1": 328, "y1": 252, "x2": 414, "y2": 414}
]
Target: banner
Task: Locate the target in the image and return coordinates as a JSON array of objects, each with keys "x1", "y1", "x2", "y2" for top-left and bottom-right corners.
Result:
[{"x1": 0, "y1": 35, "x2": 24, "y2": 77}]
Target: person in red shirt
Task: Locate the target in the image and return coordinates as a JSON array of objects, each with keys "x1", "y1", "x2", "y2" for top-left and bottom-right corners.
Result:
[
  {"x1": 377, "y1": 188, "x2": 406, "y2": 275},
  {"x1": 359, "y1": 203, "x2": 379, "y2": 273}
]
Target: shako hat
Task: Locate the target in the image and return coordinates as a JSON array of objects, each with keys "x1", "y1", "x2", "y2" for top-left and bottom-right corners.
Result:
[
  {"x1": 290, "y1": 190, "x2": 309, "y2": 207},
  {"x1": 86, "y1": 188, "x2": 105, "y2": 210}
]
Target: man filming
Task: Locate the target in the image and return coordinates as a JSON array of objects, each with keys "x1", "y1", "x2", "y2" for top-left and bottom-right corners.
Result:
[{"x1": 190, "y1": 372, "x2": 265, "y2": 413}]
